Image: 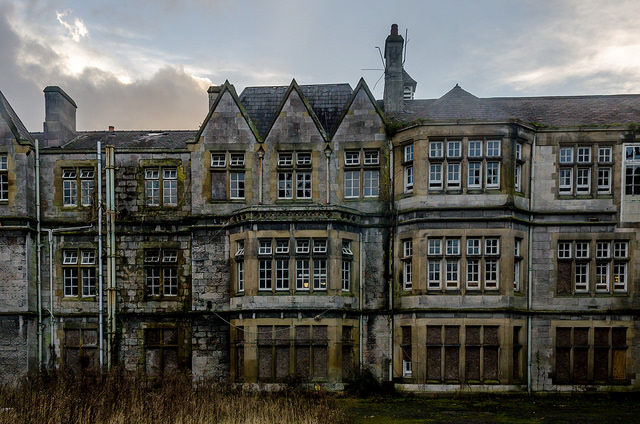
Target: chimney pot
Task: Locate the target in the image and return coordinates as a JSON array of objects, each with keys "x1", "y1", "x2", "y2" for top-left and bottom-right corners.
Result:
[
  {"x1": 109, "y1": 125, "x2": 115, "y2": 132},
  {"x1": 391, "y1": 23, "x2": 398, "y2": 35}
]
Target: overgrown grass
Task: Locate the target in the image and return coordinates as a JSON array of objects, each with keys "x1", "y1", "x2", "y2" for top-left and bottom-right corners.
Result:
[{"x1": 0, "y1": 371, "x2": 349, "y2": 424}]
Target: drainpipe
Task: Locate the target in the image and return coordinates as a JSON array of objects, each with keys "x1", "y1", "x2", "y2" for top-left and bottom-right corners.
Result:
[
  {"x1": 35, "y1": 139, "x2": 42, "y2": 370},
  {"x1": 527, "y1": 133, "x2": 536, "y2": 394},
  {"x1": 257, "y1": 146, "x2": 264, "y2": 204},
  {"x1": 387, "y1": 138, "x2": 394, "y2": 382},
  {"x1": 44, "y1": 225, "x2": 94, "y2": 368},
  {"x1": 97, "y1": 141, "x2": 104, "y2": 370},
  {"x1": 324, "y1": 144, "x2": 332, "y2": 205},
  {"x1": 359, "y1": 232, "x2": 363, "y2": 372},
  {"x1": 105, "y1": 145, "x2": 116, "y2": 369}
]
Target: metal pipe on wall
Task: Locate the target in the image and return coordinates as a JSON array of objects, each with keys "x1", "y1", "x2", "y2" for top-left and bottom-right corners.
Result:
[
  {"x1": 527, "y1": 133, "x2": 537, "y2": 394},
  {"x1": 35, "y1": 139, "x2": 42, "y2": 370},
  {"x1": 105, "y1": 145, "x2": 116, "y2": 369},
  {"x1": 97, "y1": 141, "x2": 104, "y2": 370}
]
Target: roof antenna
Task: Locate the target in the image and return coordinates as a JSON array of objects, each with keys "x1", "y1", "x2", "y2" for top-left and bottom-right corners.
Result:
[
  {"x1": 360, "y1": 46, "x2": 386, "y2": 91},
  {"x1": 402, "y1": 28, "x2": 409, "y2": 66}
]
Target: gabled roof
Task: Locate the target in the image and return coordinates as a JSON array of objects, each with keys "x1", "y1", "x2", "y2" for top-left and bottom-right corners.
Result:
[
  {"x1": 399, "y1": 84, "x2": 510, "y2": 122},
  {"x1": 332, "y1": 78, "x2": 386, "y2": 138},
  {"x1": 402, "y1": 69, "x2": 417, "y2": 88},
  {"x1": 239, "y1": 82, "x2": 353, "y2": 139},
  {"x1": 486, "y1": 94, "x2": 640, "y2": 127},
  {"x1": 57, "y1": 130, "x2": 196, "y2": 150},
  {"x1": 193, "y1": 80, "x2": 260, "y2": 143},
  {"x1": 0, "y1": 90, "x2": 34, "y2": 145},
  {"x1": 389, "y1": 85, "x2": 640, "y2": 127}
]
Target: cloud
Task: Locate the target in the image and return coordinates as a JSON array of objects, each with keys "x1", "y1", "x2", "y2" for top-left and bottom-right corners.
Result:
[
  {"x1": 55, "y1": 10, "x2": 88, "y2": 42},
  {"x1": 0, "y1": 2, "x2": 209, "y2": 131}
]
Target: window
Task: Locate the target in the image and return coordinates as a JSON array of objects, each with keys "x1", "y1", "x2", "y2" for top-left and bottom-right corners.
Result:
[
  {"x1": 427, "y1": 238, "x2": 441, "y2": 256},
  {"x1": 486, "y1": 140, "x2": 501, "y2": 157},
  {"x1": 447, "y1": 163, "x2": 461, "y2": 189},
  {"x1": 237, "y1": 252, "x2": 245, "y2": 293},
  {"x1": 555, "y1": 326, "x2": 628, "y2": 384},
  {"x1": 342, "y1": 240, "x2": 353, "y2": 292},
  {"x1": 447, "y1": 141, "x2": 461, "y2": 158},
  {"x1": 514, "y1": 239, "x2": 522, "y2": 292},
  {"x1": 278, "y1": 151, "x2": 311, "y2": 200},
  {"x1": 403, "y1": 144, "x2": 413, "y2": 193},
  {"x1": 597, "y1": 167, "x2": 611, "y2": 194},
  {"x1": 63, "y1": 249, "x2": 96, "y2": 297},
  {"x1": 62, "y1": 167, "x2": 95, "y2": 207},
  {"x1": 211, "y1": 152, "x2": 245, "y2": 201},
  {"x1": 485, "y1": 162, "x2": 500, "y2": 189},
  {"x1": 598, "y1": 147, "x2": 612, "y2": 163},
  {"x1": 259, "y1": 259, "x2": 272, "y2": 290},
  {"x1": 429, "y1": 163, "x2": 443, "y2": 190},
  {"x1": 341, "y1": 149, "x2": 383, "y2": 199},
  {"x1": 146, "y1": 167, "x2": 179, "y2": 206},
  {"x1": 515, "y1": 143, "x2": 523, "y2": 161},
  {"x1": 259, "y1": 240, "x2": 272, "y2": 255},
  {"x1": 576, "y1": 168, "x2": 591, "y2": 194},
  {"x1": 577, "y1": 147, "x2": 591, "y2": 163},
  {"x1": 145, "y1": 249, "x2": 178, "y2": 297},
  {"x1": 465, "y1": 237, "x2": 500, "y2": 291},
  {"x1": 624, "y1": 145, "x2": 640, "y2": 195},
  {"x1": 256, "y1": 325, "x2": 328, "y2": 382},
  {"x1": 0, "y1": 154, "x2": 7, "y2": 201},
  {"x1": 402, "y1": 239, "x2": 412, "y2": 290},
  {"x1": 275, "y1": 239, "x2": 289, "y2": 254},
  {"x1": 467, "y1": 238, "x2": 481, "y2": 256},
  {"x1": 64, "y1": 328, "x2": 98, "y2": 372},
  {"x1": 429, "y1": 141, "x2": 443, "y2": 158},
  {"x1": 468, "y1": 162, "x2": 482, "y2": 189},
  {"x1": 559, "y1": 147, "x2": 574, "y2": 164},
  {"x1": 401, "y1": 326, "x2": 412, "y2": 378},
  {"x1": 557, "y1": 240, "x2": 629, "y2": 295},
  {"x1": 428, "y1": 260, "x2": 441, "y2": 290},
  {"x1": 468, "y1": 140, "x2": 482, "y2": 158},
  {"x1": 446, "y1": 239, "x2": 460, "y2": 256},
  {"x1": 558, "y1": 145, "x2": 609, "y2": 197},
  {"x1": 145, "y1": 328, "x2": 181, "y2": 377},
  {"x1": 515, "y1": 163, "x2": 522, "y2": 192},
  {"x1": 345, "y1": 151, "x2": 360, "y2": 165},
  {"x1": 426, "y1": 325, "x2": 503, "y2": 383}
]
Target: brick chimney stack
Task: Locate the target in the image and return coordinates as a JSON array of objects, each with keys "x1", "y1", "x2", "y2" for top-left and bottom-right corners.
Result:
[
  {"x1": 43, "y1": 86, "x2": 77, "y2": 147},
  {"x1": 383, "y1": 24, "x2": 405, "y2": 114}
]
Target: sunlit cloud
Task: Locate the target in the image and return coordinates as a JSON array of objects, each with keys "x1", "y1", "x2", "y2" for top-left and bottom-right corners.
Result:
[{"x1": 55, "y1": 10, "x2": 88, "y2": 42}]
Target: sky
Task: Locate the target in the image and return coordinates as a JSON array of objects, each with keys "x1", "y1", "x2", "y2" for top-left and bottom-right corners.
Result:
[{"x1": 1, "y1": 0, "x2": 640, "y2": 131}]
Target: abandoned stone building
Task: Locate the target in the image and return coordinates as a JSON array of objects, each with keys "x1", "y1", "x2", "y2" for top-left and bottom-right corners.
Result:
[{"x1": 1, "y1": 24, "x2": 640, "y2": 391}]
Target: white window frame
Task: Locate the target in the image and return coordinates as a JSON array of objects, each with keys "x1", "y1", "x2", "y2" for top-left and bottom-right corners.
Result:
[
  {"x1": 468, "y1": 162, "x2": 482, "y2": 189},
  {"x1": 427, "y1": 259, "x2": 441, "y2": 290},
  {"x1": 486, "y1": 162, "x2": 500, "y2": 189},
  {"x1": 429, "y1": 141, "x2": 443, "y2": 158},
  {"x1": 595, "y1": 262, "x2": 610, "y2": 292},
  {"x1": 404, "y1": 144, "x2": 414, "y2": 162},
  {"x1": 447, "y1": 140, "x2": 461, "y2": 158},
  {"x1": 466, "y1": 259, "x2": 480, "y2": 289},
  {"x1": 576, "y1": 168, "x2": 591, "y2": 194},
  {"x1": 429, "y1": 163, "x2": 443, "y2": 190},
  {"x1": 364, "y1": 150, "x2": 379, "y2": 165},
  {"x1": 598, "y1": 146, "x2": 612, "y2": 163},
  {"x1": 559, "y1": 147, "x2": 574, "y2": 164},
  {"x1": 576, "y1": 147, "x2": 591, "y2": 164},
  {"x1": 344, "y1": 151, "x2": 360, "y2": 166},
  {"x1": 278, "y1": 152, "x2": 293, "y2": 167},
  {"x1": 559, "y1": 168, "x2": 573, "y2": 194},
  {"x1": 427, "y1": 239, "x2": 441, "y2": 256},
  {"x1": 467, "y1": 238, "x2": 481, "y2": 256},
  {"x1": 344, "y1": 170, "x2": 360, "y2": 198},
  {"x1": 574, "y1": 263, "x2": 589, "y2": 293},
  {"x1": 445, "y1": 259, "x2": 459, "y2": 290},
  {"x1": 468, "y1": 140, "x2": 482, "y2": 158},
  {"x1": 404, "y1": 165, "x2": 414, "y2": 193},
  {"x1": 575, "y1": 241, "x2": 590, "y2": 259},
  {"x1": 446, "y1": 239, "x2": 460, "y2": 256},
  {"x1": 484, "y1": 259, "x2": 499, "y2": 290},
  {"x1": 597, "y1": 167, "x2": 611, "y2": 194},
  {"x1": 211, "y1": 153, "x2": 226, "y2": 167},
  {"x1": 296, "y1": 240, "x2": 310, "y2": 254},
  {"x1": 558, "y1": 241, "x2": 572, "y2": 259},
  {"x1": 258, "y1": 240, "x2": 272, "y2": 255},
  {"x1": 485, "y1": 238, "x2": 499, "y2": 256},
  {"x1": 447, "y1": 163, "x2": 461, "y2": 189},
  {"x1": 486, "y1": 140, "x2": 501, "y2": 157}
]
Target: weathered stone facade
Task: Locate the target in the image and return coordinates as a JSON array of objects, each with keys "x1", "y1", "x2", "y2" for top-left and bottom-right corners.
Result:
[{"x1": 0, "y1": 24, "x2": 640, "y2": 391}]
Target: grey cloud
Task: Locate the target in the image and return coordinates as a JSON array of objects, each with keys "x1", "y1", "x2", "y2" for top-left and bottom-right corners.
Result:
[{"x1": 0, "y1": 2, "x2": 208, "y2": 131}]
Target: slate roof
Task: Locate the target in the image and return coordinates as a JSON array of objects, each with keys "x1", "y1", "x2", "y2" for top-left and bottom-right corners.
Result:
[
  {"x1": 390, "y1": 84, "x2": 640, "y2": 127},
  {"x1": 0, "y1": 90, "x2": 34, "y2": 144},
  {"x1": 56, "y1": 131, "x2": 196, "y2": 150},
  {"x1": 239, "y1": 83, "x2": 353, "y2": 138}
]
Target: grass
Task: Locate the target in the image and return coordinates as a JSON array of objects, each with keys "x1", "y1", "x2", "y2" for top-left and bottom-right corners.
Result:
[
  {"x1": 0, "y1": 371, "x2": 348, "y2": 424},
  {"x1": 2, "y1": 372, "x2": 639, "y2": 424},
  {"x1": 340, "y1": 393, "x2": 640, "y2": 424}
]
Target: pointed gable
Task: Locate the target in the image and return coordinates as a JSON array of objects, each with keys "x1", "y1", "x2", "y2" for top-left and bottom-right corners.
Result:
[
  {"x1": 194, "y1": 81, "x2": 259, "y2": 145},
  {"x1": 0, "y1": 91, "x2": 33, "y2": 146},
  {"x1": 263, "y1": 80, "x2": 326, "y2": 144},
  {"x1": 332, "y1": 78, "x2": 386, "y2": 142},
  {"x1": 419, "y1": 84, "x2": 511, "y2": 122}
]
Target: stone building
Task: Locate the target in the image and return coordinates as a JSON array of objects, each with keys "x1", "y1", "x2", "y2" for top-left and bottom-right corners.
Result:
[{"x1": 1, "y1": 23, "x2": 639, "y2": 391}]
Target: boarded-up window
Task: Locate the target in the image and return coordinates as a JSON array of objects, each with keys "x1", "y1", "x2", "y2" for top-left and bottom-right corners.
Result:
[
  {"x1": 555, "y1": 327, "x2": 571, "y2": 382},
  {"x1": 211, "y1": 171, "x2": 227, "y2": 200},
  {"x1": 557, "y1": 262, "x2": 572, "y2": 294},
  {"x1": 426, "y1": 326, "x2": 441, "y2": 381},
  {"x1": 444, "y1": 326, "x2": 459, "y2": 381},
  {"x1": 555, "y1": 326, "x2": 628, "y2": 384},
  {"x1": 295, "y1": 326, "x2": 310, "y2": 379},
  {"x1": 64, "y1": 328, "x2": 98, "y2": 373},
  {"x1": 312, "y1": 326, "x2": 328, "y2": 378},
  {"x1": 465, "y1": 326, "x2": 480, "y2": 381},
  {"x1": 483, "y1": 326, "x2": 499, "y2": 380},
  {"x1": 401, "y1": 326, "x2": 412, "y2": 378},
  {"x1": 275, "y1": 326, "x2": 290, "y2": 380},
  {"x1": 612, "y1": 328, "x2": 627, "y2": 381},
  {"x1": 235, "y1": 327, "x2": 244, "y2": 380},
  {"x1": 342, "y1": 326, "x2": 354, "y2": 380},
  {"x1": 512, "y1": 326, "x2": 522, "y2": 382},
  {"x1": 258, "y1": 325, "x2": 273, "y2": 381},
  {"x1": 145, "y1": 328, "x2": 179, "y2": 377}
]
